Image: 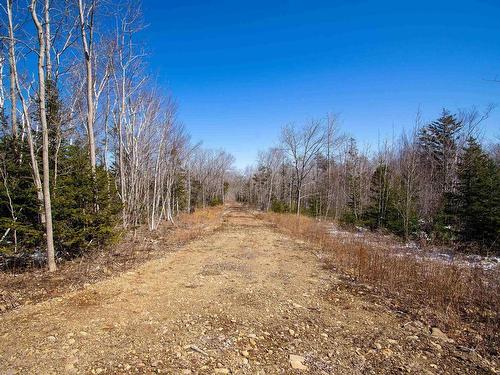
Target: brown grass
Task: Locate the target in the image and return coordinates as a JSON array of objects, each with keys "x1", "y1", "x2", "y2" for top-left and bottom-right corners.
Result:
[{"x1": 259, "y1": 212, "x2": 500, "y2": 356}]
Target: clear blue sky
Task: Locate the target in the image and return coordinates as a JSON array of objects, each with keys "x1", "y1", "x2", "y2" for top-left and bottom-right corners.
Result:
[{"x1": 141, "y1": 0, "x2": 500, "y2": 169}]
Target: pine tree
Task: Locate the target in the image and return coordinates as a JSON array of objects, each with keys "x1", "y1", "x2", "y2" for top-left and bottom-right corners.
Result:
[
  {"x1": 418, "y1": 110, "x2": 463, "y2": 194},
  {"x1": 52, "y1": 143, "x2": 120, "y2": 256},
  {"x1": 455, "y1": 138, "x2": 500, "y2": 253},
  {"x1": 418, "y1": 110, "x2": 464, "y2": 240},
  {"x1": 0, "y1": 136, "x2": 43, "y2": 254},
  {"x1": 343, "y1": 138, "x2": 362, "y2": 224},
  {"x1": 364, "y1": 162, "x2": 390, "y2": 229}
]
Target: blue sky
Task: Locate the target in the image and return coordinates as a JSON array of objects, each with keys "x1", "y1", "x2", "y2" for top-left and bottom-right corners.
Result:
[{"x1": 141, "y1": 0, "x2": 500, "y2": 169}]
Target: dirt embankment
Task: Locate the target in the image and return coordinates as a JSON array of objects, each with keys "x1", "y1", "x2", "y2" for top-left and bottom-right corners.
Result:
[{"x1": 0, "y1": 204, "x2": 497, "y2": 374}]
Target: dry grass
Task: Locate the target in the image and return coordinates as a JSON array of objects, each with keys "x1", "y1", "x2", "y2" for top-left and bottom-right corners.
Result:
[{"x1": 259, "y1": 212, "x2": 500, "y2": 356}]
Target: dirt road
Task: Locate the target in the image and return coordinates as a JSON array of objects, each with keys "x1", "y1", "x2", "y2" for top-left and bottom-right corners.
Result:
[{"x1": 0, "y1": 205, "x2": 493, "y2": 374}]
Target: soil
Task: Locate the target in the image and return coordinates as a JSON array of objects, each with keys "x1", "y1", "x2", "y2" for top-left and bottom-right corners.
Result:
[{"x1": 0, "y1": 204, "x2": 496, "y2": 374}]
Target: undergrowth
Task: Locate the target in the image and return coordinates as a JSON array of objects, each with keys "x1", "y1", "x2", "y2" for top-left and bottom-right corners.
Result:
[{"x1": 259, "y1": 212, "x2": 500, "y2": 356}]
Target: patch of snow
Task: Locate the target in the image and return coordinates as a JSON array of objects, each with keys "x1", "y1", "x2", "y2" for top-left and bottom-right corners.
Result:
[{"x1": 326, "y1": 224, "x2": 499, "y2": 271}]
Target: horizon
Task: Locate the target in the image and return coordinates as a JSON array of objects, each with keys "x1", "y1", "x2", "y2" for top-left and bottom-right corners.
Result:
[{"x1": 141, "y1": 0, "x2": 500, "y2": 169}]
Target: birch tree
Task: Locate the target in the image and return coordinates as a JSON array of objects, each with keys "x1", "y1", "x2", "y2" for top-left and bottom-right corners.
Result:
[
  {"x1": 281, "y1": 120, "x2": 326, "y2": 215},
  {"x1": 30, "y1": 0, "x2": 56, "y2": 271}
]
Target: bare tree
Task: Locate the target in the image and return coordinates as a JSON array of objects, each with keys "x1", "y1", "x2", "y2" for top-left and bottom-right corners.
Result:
[
  {"x1": 6, "y1": 0, "x2": 17, "y2": 139},
  {"x1": 30, "y1": 0, "x2": 56, "y2": 271},
  {"x1": 77, "y1": 0, "x2": 97, "y2": 175},
  {"x1": 281, "y1": 120, "x2": 326, "y2": 215}
]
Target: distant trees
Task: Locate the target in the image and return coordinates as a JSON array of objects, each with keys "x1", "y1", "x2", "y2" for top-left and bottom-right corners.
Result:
[
  {"x1": 239, "y1": 109, "x2": 499, "y2": 254},
  {"x1": 0, "y1": 0, "x2": 234, "y2": 270},
  {"x1": 281, "y1": 121, "x2": 327, "y2": 215}
]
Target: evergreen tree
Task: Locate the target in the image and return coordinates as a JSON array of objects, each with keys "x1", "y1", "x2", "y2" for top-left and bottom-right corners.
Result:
[
  {"x1": 343, "y1": 138, "x2": 362, "y2": 223},
  {"x1": 0, "y1": 137, "x2": 43, "y2": 254},
  {"x1": 454, "y1": 138, "x2": 500, "y2": 253},
  {"x1": 418, "y1": 110, "x2": 463, "y2": 194},
  {"x1": 418, "y1": 110, "x2": 464, "y2": 240},
  {"x1": 364, "y1": 162, "x2": 390, "y2": 229}
]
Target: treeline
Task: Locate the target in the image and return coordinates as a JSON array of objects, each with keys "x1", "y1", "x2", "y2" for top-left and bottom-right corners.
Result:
[
  {"x1": 0, "y1": 0, "x2": 233, "y2": 270},
  {"x1": 237, "y1": 110, "x2": 500, "y2": 254}
]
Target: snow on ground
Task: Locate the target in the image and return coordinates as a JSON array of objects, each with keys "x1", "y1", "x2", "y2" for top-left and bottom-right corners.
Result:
[{"x1": 326, "y1": 224, "x2": 500, "y2": 271}]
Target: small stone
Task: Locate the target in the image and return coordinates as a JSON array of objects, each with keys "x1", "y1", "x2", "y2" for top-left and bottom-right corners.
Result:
[
  {"x1": 382, "y1": 348, "x2": 393, "y2": 357},
  {"x1": 430, "y1": 327, "x2": 454, "y2": 343},
  {"x1": 387, "y1": 339, "x2": 398, "y2": 345},
  {"x1": 214, "y1": 369, "x2": 230, "y2": 374},
  {"x1": 289, "y1": 354, "x2": 307, "y2": 370},
  {"x1": 79, "y1": 331, "x2": 88, "y2": 337},
  {"x1": 288, "y1": 329, "x2": 295, "y2": 336},
  {"x1": 242, "y1": 358, "x2": 249, "y2": 365},
  {"x1": 181, "y1": 370, "x2": 191, "y2": 375},
  {"x1": 47, "y1": 336, "x2": 56, "y2": 342},
  {"x1": 65, "y1": 364, "x2": 77, "y2": 374},
  {"x1": 95, "y1": 368, "x2": 104, "y2": 374},
  {"x1": 68, "y1": 338, "x2": 76, "y2": 345},
  {"x1": 241, "y1": 350, "x2": 249, "y2": 357},
  {"x1": 430, "y1": 341, "x2": 442, "y2": 351},
  {"x1": 373, "y1": 342, "x2": 382, "y2": 350}
]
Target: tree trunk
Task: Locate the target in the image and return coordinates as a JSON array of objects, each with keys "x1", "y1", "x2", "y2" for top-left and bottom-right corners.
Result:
[
  {"x1": 7, "y1": 0, "x2": 18, "y2": 139},
  {"x1": 78, "y1": 0, "x2": 97, "y2": 175},
  {"x1": 31, "y1": 0, "x2": 56, "y2": 272}
]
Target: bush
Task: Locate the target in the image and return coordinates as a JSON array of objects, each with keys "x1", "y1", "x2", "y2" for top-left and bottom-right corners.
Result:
[
  {"x1": 209, "y1": 197, "x2": 223, "y2": 206},
  {"x1": 0, "y1": 137, "x2": 120, "y2": 264},
  {"x1": 271, "y1": 199, "x2": 289, "y2": 213}
]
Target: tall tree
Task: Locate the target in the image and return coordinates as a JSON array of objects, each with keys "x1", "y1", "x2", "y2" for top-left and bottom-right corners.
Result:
[
  {"x1": 77, "y1": 0, "x2": 97, "y2": 175},
  {"x1": 30, "y1": 0, "x2": 56, "y2": 271},
  {"x1": 419, "y1": 110, "x2": 463, "y2": 195},
  {"x1": 6, "y1": 0, "x2": 17, "y2": 139},
  {"x1": 455, "y1": 138, "x2": 500, "y2": 252},
  {"x1": 364, "y1": 162, "x2": 390, "y2": 229},
  {"x1": 281, "y1": 120, "x2": 326, "y2": 215}
]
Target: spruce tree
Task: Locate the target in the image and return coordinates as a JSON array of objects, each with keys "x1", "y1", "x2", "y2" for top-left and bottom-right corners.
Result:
[
  {"x1": 418, "y1": 110, "x2": 463, "y2": 194},
  {"x1": 418, "y1": 110, "x2": 464, "y2": 240},
  {"x1": 364, "y1": 162, "x2": 390, "y2": 229},
  {"x1": 455, "y1": 138, "x2": 500, "y2": 253},
  {"x1": 343, "y1": 138, "x2": 362, "y2": 223}
]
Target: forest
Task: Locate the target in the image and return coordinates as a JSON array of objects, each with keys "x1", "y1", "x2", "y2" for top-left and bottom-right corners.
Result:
[
  {"x1": 0, "y1": 1, "x2": 498, "y2": 373},
  {"x1": 0, "y1": 0, "x2": 499, "y2": 275},
  {"x1": 236, "y1": 110, "x2": 500, "y2": 255},
  {"x1": 0, "y1": 0, "x2": 234, "y2": 271}
]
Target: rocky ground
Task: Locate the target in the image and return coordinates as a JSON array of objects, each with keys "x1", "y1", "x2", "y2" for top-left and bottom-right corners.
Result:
[{"x1": 0, "y1": 204, "x2": 496, "y2": 374}]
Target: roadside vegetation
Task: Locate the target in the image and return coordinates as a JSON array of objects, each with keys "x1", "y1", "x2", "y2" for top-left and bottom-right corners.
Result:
[
  {"x1": 0, "y1": 0, "x2": 234, "y2": 272},
  {"x1": 239, "y1": 110, "x2": 500, "y2": 356},
  {"x1": 259, "y1": 211, "x2": 499, "y2": 356},
  {"x1": 237, "y1": 110, "x2": 500, "y2": 255}
]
